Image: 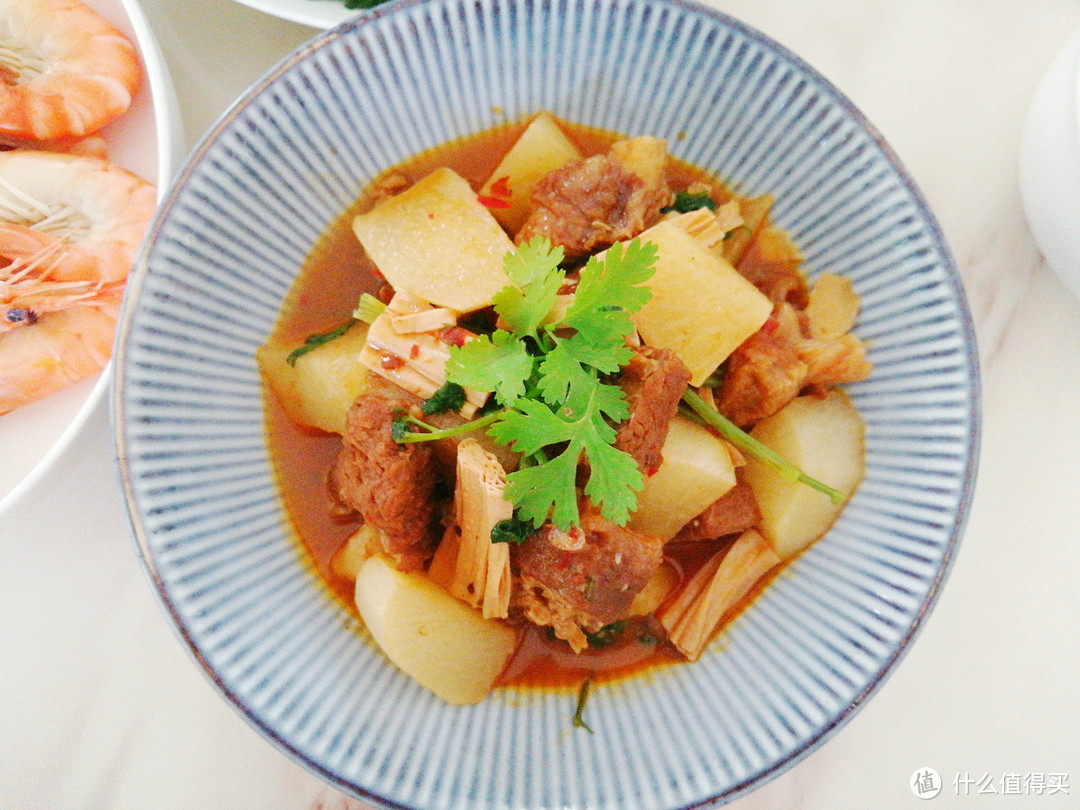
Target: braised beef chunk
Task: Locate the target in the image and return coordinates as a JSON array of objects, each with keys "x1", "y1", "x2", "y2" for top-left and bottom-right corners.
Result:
[
  {"x1": 615, "y1": 345, "x2": 691, "y2": 475},
  {"x1": 736, "y1": 225, "x2": 810, "y2": 307},
  {"x1": 672, "y1": 479, "x2": 761, "y2": 543},
  {"x1": 331, "y1": 385, "x2": 437, "y2": 571},
  {"x1": 515, "y1": 136, "x2": 672, "y2": 259},
  {"x1": 512, "y1": 509, "x2": 663, "y2": 652},
  {"x1": 717, "y1": 325, "x2": 807, "y2": 428}
]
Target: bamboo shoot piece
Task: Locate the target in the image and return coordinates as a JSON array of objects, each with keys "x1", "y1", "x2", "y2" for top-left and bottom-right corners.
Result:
[
  {"x1": 719, "y1": 193, "x2": 772, "y2": 266},
  {"x1": 658, "y1": 529, "x2": 781, "y2": 661},
  {"x1": 805, "y1": 273, "x2": 861, "y2": 340}
]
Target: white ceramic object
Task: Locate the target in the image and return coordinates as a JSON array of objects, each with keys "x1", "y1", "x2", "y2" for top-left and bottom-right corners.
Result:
[
  {"x1": 1019, "y1": 28, "x2": 1080, "y2": 299},
  {"x1": 230, "y1": 0, "x2": 356, "y2": 28},
  {"x1": 0, "y1": 0, "x2": 184, "y2": 511},
  {"x1": 114, "y1": 0, "x2": 980, "y2": 807}
]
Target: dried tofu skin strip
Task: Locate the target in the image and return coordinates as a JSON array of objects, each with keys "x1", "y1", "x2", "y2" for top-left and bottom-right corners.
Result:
[
  {"x1": 359, "y1": 292, "x2": 488, "y2": 416},
  {"x1": 659, "y1": 529, "x2": 781, "y2": 661},
  {"x1": 805, "y1": 273, "x2": 861, "y2": 340},
  {"x1": 663, "y1": 201, "x2": 743, "y2": 249},
  {"x1": 447, "y1": 438, "x2": 514, "y2": 619}
]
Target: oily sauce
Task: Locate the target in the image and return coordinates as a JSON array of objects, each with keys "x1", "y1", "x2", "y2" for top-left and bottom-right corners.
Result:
[{"x1": 264, "y1": 114, "x2": 743, "y2": 690}]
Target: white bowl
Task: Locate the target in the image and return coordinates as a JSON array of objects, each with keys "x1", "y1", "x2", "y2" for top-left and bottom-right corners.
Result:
[
  {"x1": 229, "y1": 0, "x2": 357, "y2": 28},
  {"x1": 0, "y1": 0, "x2": 184, "y2": 510},
  {"x1": 1019, "y1": 27, "x2": 1080, "y2": 298},
  {"x1": 114, "y1": 0, "x2": 980, "y2": 806}
]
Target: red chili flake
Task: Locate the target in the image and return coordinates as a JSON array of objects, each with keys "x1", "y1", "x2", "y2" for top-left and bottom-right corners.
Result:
[
  {"x1": 409, "y1": 343, "x2": 420, "y2": 360},
  {"x1": 381, "y1": 354, "x2": 405, "y2": 370},
  {"x1": 476, "y1": 194, "x2": 512, "y2": 210},
  {"x1": 489, "y1": 175, "x2": 512, "y2": 199},
  {"x1": 440, "y1": 326, "x2": 469, "y2": 347}
]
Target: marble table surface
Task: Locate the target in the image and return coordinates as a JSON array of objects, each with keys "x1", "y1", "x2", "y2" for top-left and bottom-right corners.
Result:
[{"x1": 2, "y1": 0, "x2": 1079, "y2": 807}]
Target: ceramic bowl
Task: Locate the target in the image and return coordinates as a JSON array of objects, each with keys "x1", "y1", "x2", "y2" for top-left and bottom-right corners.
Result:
[
  {"x1": 114, "y1": 0, "x2": 980, "y2": 806},
  {"x1": 1019, "y1": 27, "x2": 1080, "y2": 299}
]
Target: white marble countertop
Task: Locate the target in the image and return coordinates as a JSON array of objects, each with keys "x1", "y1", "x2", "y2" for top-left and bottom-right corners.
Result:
[{"x1": 2, "y1": 0, "x2": 1079, "y2": 807}]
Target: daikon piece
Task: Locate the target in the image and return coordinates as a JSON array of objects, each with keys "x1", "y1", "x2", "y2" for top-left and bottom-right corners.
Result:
[
  {"x1": 257, "y1": 322, "x2": 371, "y2": 434},
  {"x1": 354, "y1": 554, "x2": 518, "y2": 705},
  {"x1": 627, "y1": 561, "x2": 679, "y2": 616},
  {"x1": 479, "y1": 112, "x2": 583, "y2": 234},
  {"x1": 629, "y1": 415, "x2": 738, "y2": 540},
  {"x1": 630, "y1": 220, "x2": 772, "y2": 386},
  {"x1": 352, "y1": 167, "x2": 515, "y2": 312},
  {"x1": 329, "y1": 524, "x2": 384, "y2": 582},
  {"x1": 743, "y1": 390, "x2": 865, "y2": 560}
]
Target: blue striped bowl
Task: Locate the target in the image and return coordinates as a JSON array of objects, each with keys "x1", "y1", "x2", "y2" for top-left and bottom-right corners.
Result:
[{"x1": 113, "y1": 0, "x2": 980, "y2": 806}]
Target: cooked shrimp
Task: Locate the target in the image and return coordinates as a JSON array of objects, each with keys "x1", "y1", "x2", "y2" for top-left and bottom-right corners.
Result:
[
  {"x1": 0, "y1": 0, "x2": 142, "y2": 141},
  {"x1": 0, "y1": 149, "x2": 155, "y2": 414}
]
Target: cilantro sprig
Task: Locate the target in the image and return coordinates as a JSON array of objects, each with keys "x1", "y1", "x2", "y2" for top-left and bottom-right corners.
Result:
[{"x1": 396, "y1": 236, "x2": 656, "y2": 531}]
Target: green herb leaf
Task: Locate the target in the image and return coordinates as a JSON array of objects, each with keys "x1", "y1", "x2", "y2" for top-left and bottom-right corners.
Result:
[
  {"x1": 662, "y1": 191, "x2": 717, "y2": 213},
  {"x1": 406, "y1": 237, "x2": 656, "y2": 530},
  {"x1": 421, "y1": 381, "x2": 467, "y2": 415},
  {"x1": 494, "y1": 237, "x2": 566, "y2": 338},
  {"x1": 446, "y1": 330, "x2": 534, "y2": 408},
  {"x1": 286, "y1": 320, "x2": 355, "y2": 366},
  {"x1": 585, "y1": 620, "x2": 626, "y2": 649},
  {"x1": 490, "y1": 514, "x2": 537, "y2": 545},
  {"x1": 352, "y1": 292, "x2": 386, "y2": 324}
]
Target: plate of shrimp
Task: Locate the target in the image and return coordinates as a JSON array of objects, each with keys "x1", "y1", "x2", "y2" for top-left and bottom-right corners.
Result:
[{"x1": 0, "y1": 0, "x2": 183, "y2": 508}]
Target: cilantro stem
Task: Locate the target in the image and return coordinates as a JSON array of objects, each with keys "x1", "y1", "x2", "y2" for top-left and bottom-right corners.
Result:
[
  {"x1": 571, "y1": 676, "x2": 594, "y2": 733},
  {"x1": 680, "y1": 389, "x2": 844, "y2": 505},
  {"x1": 393, "y1": 409, "x2": 504, "y2": 443},
  {"x1": 352, "y1": 293, "x2": 386, "y2": 324}
]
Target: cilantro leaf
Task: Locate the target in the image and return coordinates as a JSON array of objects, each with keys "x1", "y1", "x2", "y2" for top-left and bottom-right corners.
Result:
[
  {"x1": 662, "y1": 191, "x2": 717, "y2": 213},
  {"x1": 495, "y1": 237, "x2": 566, "y2": 338},
  {"x1": 399, "y1": 236, "x2": 658, "y2": 530},
  {"x1": 422, "y1": 381, "x2": 467, "y2": 415},
  {"x1": 490, "y1": 382, "x2": 641, "y2": 528},
  {"x1": 562, "y1": 239, "x2": 657, "y2": 338},
  {"x1": 580, "y1": 431, "x2": 643, "y2": 525},
  {"x1": 490, "y1": 514, "x2": 537, "y2": 545},
  {"x1": 446, "y1": 330, "x2": 534, "y2": 407}
]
